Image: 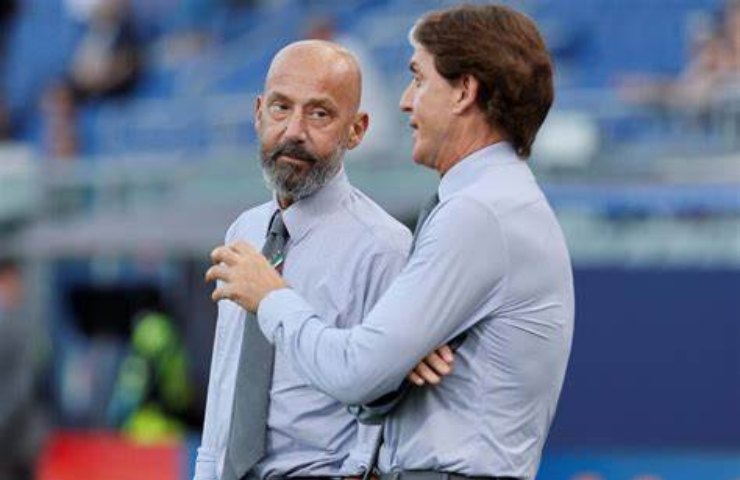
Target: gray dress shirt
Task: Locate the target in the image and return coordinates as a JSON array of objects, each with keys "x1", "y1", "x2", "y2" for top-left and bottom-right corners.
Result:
[
  {"x1": 195, "y1": 169, "x2": 411, "y2": 480},
  {"x1": 258, "y1": 143, "x2": 574, "y2": 480}
]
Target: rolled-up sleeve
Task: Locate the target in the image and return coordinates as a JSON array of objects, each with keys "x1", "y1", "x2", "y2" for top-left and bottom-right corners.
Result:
[{"x1": 257, "y1": 197, "x2": 509, "y2": 405}]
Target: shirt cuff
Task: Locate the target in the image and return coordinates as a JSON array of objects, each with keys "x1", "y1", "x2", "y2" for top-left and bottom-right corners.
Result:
[
  {"x1": 257, "y1": 287, "x2": 316, "y2": 342},
  {"x1": 193, "y1": 447, "x2": 217, "y2": 480}
]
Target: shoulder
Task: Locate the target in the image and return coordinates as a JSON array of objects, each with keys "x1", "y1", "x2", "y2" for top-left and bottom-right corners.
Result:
[
  {"x1": 336, "y1": 188, "x2": 412, "y2": 258},
  {"x1": 435, "y1": 194, "x2": 501, "y2": 232},
  {"x1": 468, "y1": 162, "x2": 546, "y2": 217},
  {"x1": 418, "y1": 194, "x2": 507, "y2": 261}
]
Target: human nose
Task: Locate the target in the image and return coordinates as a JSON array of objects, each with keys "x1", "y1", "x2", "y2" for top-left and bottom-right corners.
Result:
[
  {"x1": 283, "y1": 110, "x2": 307, "y2": 142},
  {"x1": 399, "y1": 82, "x2": 413, "y2": 113}
]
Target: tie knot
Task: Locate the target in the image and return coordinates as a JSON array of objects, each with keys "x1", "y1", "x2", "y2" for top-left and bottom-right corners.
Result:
[{"x1": 268, "y1": 211, "x2": 289, "y2": 240}]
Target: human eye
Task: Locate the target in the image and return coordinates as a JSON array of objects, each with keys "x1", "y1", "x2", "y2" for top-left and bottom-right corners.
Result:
[
  {"x1": 309, "y1": 108, "x2": 331, "y2": 120},
  {"x1": 269, "y1": 102, "x2": 289, "y2": 115}
]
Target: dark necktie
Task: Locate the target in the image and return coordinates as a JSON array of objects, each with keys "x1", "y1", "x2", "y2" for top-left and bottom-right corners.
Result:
[
  {"x1": 222, "y1": 211, "x2": 289, "y2": 480},
  {"x1": 410, "y1": 192, "x2": 439, "y2": 255}
]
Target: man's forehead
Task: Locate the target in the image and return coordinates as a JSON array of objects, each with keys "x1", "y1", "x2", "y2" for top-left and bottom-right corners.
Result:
[
  {"x1": 265, "y1": 66, "x2": 358, "y2": 109},
  {"x1": 265, "y1": 73, "x2": 341, "y2": 101},
  {"x1": 265, "y1": 87, "x2": 337, "y2": 107}
]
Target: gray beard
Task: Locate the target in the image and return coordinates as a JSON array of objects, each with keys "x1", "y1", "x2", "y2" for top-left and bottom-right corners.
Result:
[{"x1": 261, "y1": 147, "x2": 344, "y2": 202}]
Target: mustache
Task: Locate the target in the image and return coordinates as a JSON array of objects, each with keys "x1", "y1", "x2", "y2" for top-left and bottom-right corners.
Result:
[{"x1": 269, "y1": 141, "x2": 320, "y2": 164}]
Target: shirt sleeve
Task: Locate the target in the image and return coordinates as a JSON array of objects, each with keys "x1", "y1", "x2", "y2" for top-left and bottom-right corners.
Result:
[
  {"x1": 194, "y1": 220, "x2": 242, "y2": 480},
  {"x1": 193, "y1": 447, "x2": 217, "y2": 480},
  {"x1": 193, "y1": 305, "x2": 229, "y2": 480},
  {"x1": 257, "y1": 197, "x2": 509, "y2": 405}
]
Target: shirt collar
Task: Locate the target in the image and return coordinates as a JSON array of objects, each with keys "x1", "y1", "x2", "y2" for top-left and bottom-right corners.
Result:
[
  {"x1": 438, "y1": 141, "x2": 519, "y2": 200},
  {"x1": 270, "y1": 167, "x2": 352, "y2": 244}
]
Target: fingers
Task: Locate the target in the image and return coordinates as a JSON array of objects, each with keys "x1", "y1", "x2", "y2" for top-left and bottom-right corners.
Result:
[
  {"x1": 204, "y1": 263, "x2": 230, "y2": 283},
  {"x1": 407, "y1": 345, "x2": 456, "y2": 387},
  {"x1": 211, "y1": 285, "x2": 231, "y2": 302},
  {"x1": 226, "y1": 241, "x2": 276, "y2": 269},
  {"x1": 412, "y1": 361, "x2": 442, "y2": 385},
  {"x1": 205, "y1": 240, "x2": 286, "y2": 311},
  {"x1": 210, "y1": 245, "x2": 239, "y2": 266},
  {"x1": 408, "y1": 371, "x2": 425, "y2": 386},
  {"x1": 437, "y1": 345, "x2": 455, "y2": 363},
  {"x1": 423, "y1": 351, "x2": 453, "y2": 376}
]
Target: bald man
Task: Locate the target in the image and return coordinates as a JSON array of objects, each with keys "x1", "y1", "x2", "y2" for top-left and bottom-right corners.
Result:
[{"x1": 195, "y1": 41, "x2": 450, "y2": 480}]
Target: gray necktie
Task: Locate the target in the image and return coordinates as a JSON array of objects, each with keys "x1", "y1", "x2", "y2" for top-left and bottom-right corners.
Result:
[
  {"x1": 223, "y1": 211, "x2": 289, "y2": 480},
  {"x1": 410, "y1": 192, "x2": 439, "y2": 255}
]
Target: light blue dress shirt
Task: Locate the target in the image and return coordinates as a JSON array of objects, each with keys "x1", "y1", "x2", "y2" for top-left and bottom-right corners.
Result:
[
  {"x1": 258, "y1": 143, "x2": 574, "y2": 480},
  {"x1": 194, "y1": 169, "x2": 411, "y2": 480}
]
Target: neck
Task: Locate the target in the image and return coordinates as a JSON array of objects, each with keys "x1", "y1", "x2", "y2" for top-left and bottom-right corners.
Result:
[{"x1": 436, "y1": 123, "x2": 505, "y2": 176}]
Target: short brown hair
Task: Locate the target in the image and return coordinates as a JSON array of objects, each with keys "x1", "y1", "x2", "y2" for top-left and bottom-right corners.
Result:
[{"x1": 412, "y1": 4, "x2": 554, "y2": 158}]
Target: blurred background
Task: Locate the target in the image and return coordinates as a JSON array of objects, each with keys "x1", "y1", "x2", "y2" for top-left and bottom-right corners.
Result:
[{"x1": 0, "y1": 0, "x2": 738, "y2": 478}]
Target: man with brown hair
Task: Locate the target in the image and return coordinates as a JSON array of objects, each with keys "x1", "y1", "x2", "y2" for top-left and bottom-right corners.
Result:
[{"x1": 207, "y1": 5, "x2": 574, "y2": 480}]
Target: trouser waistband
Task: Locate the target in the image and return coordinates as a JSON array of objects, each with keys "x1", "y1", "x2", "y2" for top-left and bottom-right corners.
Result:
[
  {"x1": 253, "y1": 477, "x2": 341, "y2": 480},
  {"x1": 379, "y1": 471, "x2": 518, "y2": 480},
  {"x1": 242, "y1": 473, "x2": 341, "y2": 480},
  {"x1": 285, "y1": 477, "x2": 341, "y2": 480}
]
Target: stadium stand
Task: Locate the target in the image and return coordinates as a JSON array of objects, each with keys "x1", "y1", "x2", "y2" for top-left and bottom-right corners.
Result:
[{"x1": 0, "y1": 1, "x2": 738, "y2": 479}]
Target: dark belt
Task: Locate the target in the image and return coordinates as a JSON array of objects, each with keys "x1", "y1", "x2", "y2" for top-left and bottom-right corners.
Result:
[{"x1": 379, "y1": 472, "x2": 518, "y2": 480}]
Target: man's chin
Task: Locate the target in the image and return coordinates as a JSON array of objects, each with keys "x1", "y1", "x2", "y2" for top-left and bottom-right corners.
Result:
[
  {"x1": 411, "y1": 150, "x2": 432, "y2": 169},
  {"x1": 272, "y1": 172, "x2": 309, "y2": 195}
]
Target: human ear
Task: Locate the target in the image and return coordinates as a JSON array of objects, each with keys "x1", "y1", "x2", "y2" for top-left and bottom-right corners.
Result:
[
  {"x1": 254, "y1": 95, "x2": 264, "y2": 133},
  {"x1": 452, "y1": 74, "x2": 479, "y2": 115},
  {"x1": 347, "y1": 112, "x2": 369, "y2": 150}
]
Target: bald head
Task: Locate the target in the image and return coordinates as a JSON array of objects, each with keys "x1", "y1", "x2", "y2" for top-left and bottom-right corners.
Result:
[{"x1": 266, "y1": 40, "x2": 363, "y2": 113}]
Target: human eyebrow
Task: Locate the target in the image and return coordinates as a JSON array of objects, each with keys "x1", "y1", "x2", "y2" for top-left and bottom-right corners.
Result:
[
  {"x1": 305, "y1": 98, "x2": 337, "y2": 113},
  {"x1": 266, "y1": 92, "x2": 292, "y2": 104}
]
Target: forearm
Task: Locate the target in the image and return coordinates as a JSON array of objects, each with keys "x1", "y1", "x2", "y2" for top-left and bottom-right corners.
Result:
[
  {"x1": 256, "y1": 198, "x2": 506, "y2": 406},
  {"x1": 259, "y1": 288, "x2": 415, "y2": 404}
]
